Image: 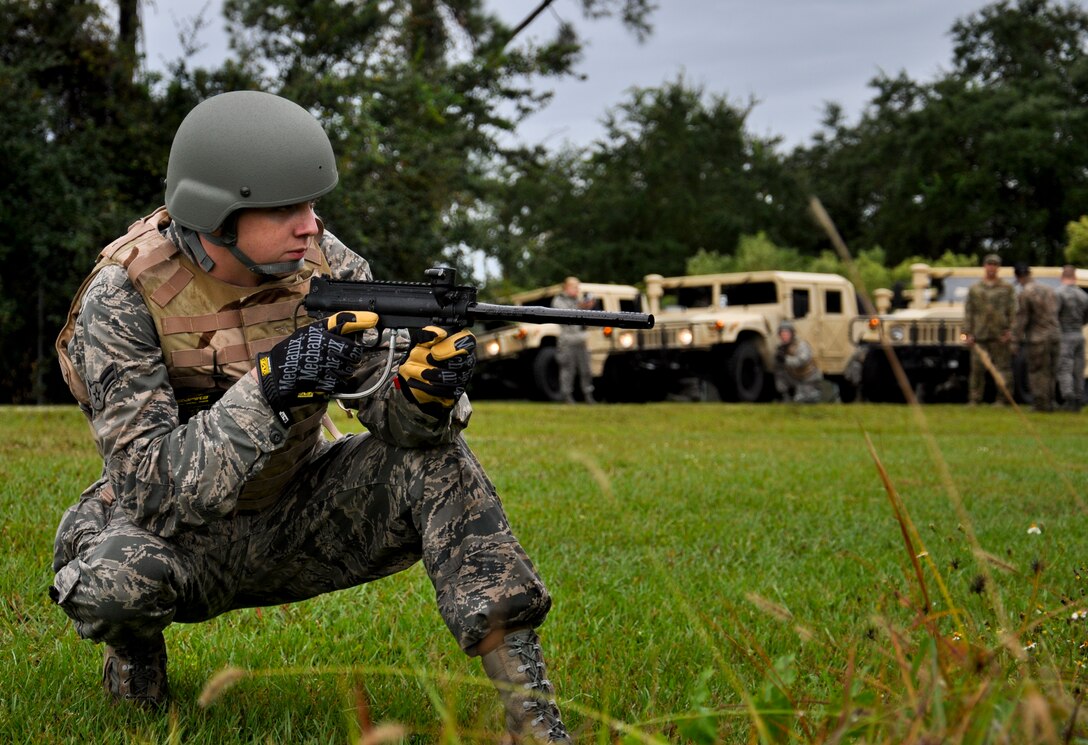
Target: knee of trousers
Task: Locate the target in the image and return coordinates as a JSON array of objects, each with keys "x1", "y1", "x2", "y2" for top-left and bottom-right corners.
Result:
[
  {"x1": 434, "y1": 535, "x2": 553, "y2": 653},
  {"x1": 50, "y1": 532, "x2": 179, "y2": 643}
]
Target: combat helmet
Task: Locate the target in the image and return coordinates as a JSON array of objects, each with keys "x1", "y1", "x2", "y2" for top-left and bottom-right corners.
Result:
[{"x1": 164, "y1": 90, "x2": 338, "y2": 274}]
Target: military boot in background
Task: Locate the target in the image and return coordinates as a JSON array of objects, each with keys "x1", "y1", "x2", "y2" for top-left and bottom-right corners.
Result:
[
  {"x1": 102, "y1": 631, "x2": 169, "y2": 709},
  {"x1": 481, "y1": 629, "x2": 572, "y2": 743}
]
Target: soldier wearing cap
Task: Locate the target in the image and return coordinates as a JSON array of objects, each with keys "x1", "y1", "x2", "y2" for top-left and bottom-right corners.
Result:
[
  {"x1": 1013, "y1": 262, "x2": 1061, "y2": 412},
  {"x1": 50, "y1": 91, "x2": 571, "y2": 742},
  {"x1": 963, "y1": 253, "x2": 1016, "y2": 404}
]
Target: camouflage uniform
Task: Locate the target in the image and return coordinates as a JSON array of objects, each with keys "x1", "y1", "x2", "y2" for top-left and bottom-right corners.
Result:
[
  {"x1": 774, "y1": 337, "x2": 824, "y2": 403},
  {"x1": 551, "y1": 292, "x2": 593, "y2": 402},
  {"x1": 1014, "y1": 280, "x2": 1061, "y2": 412},
  {"x1": 1055, "y1": 283, "x2": 1088, "y2": 408},
  {"x1": 963, "y1": 279, "x2": 1016, "y2": 404},
  {"x1": 51, "y1": 220, "x2": 551, "y2": 654}
]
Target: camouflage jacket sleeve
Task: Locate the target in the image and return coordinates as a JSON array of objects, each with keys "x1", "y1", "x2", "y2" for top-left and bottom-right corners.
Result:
[
  {"x1": 785, "y1": 339, "x2": 814, "y2": 370},
  {"x1": 1000, "y1": 285, "x2": 1017, "y2": 334},
  {"x1": 68, "y1": 265, "x2": 290, "y2": 535},
  {"x1": 963, "y1": 285, "x2": 978, "y2": 336},
  {"x1": 1013, "y1": 285, "x2": 1031, "y2": 343},
  {"x1": 320, "y1": 231, "x2": 472, "y2": 447}
]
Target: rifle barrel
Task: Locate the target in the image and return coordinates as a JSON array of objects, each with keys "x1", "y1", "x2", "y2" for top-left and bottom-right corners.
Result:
[{"x1": 470, "y1": 302, "x2": 654, "y2": 329}]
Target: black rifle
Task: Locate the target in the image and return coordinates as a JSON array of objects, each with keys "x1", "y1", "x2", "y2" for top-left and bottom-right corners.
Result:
[{"x1": 304, "y1": 266, "x2": 655, "y2": 332}]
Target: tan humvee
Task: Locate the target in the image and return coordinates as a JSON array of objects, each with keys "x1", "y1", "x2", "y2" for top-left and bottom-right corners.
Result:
[
  {"x1": 470, "y1": 282, "x2": 644, "y2": 401},
  {"x1": 598, "y1": 271, "x2": 862, "y2": 402},
  {"x1": 855, "y1": 263, "x2": 1088, "y2": 402}
]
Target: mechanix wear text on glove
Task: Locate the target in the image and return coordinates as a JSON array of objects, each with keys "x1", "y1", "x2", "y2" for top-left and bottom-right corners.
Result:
[
  {"x1": 257, "y1": 311, "x2": 376, "y2": 426},
  {"x1": 398, "y1": 326, "x2": 476, "y2": 417}
]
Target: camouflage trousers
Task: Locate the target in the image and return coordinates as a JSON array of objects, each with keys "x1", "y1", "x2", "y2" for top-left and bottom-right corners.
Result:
[
  {"x1": 51, "y1": 433, "x2": 551, "y2": 651},
  {"x1": 968, "y1": 339, "x2": 1013, "y2": 404},
  {"x1": 1022, "y1": 338, "x2": 1061, "y2": 411},
  {"x1": 1057, "y1": 331, "x2": 1085, "y2": 405},
  {"x1": 774, "y1": 369, "x2": 824, "y2": 403},
  {"x1": 556, "y1": 339, "x2": 593, "y2": 400}
]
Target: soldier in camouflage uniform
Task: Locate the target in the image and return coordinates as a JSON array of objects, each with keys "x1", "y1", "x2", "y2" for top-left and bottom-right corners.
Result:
[
  {"x1": 50, "y1": 91, "x2": 571, "y2": 743},
  {"x1": 1013, "y1": 263, "x2": 1061, "y2": 412},
  {"x1": 551, "y1": 277, "x2": 595, "y2": 403},
  {"x1": 963, "y1": 254, "x2": 1016, "y2": 404},
  {"x1": 773, "y1": 321, "x2": 827, "y2": 403},
  {"x1": 1055, "y1": 265, "x2": 1088, "y2": 411}
]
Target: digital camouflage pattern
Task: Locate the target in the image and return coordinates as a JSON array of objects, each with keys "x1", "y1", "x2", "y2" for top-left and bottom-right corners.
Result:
[
  {"x1": 774, "y1": 337, "x2": 824, "y2": 403},
  {"x1": 551, "y1": 291, "x2": 594, "y2": 402},
  {"x1": 1015, "y1": 280, "x2": 1061, "y2": 411},
  {"x1": 1055, "y1": 283, "x2": 1088, "y2": 405},
  {"x1": 1014, "y1": 280, "x2": 1060, "y2": 344},
  {"x1": 52, "y1": 219, "x2": 550, "y2": 652},
  {"x1": 964, "y1": 279, "x2": 1016, "y2": 341},
  {"x1": 964, "y1": 278, "x2": 1016, "y2": 404}
]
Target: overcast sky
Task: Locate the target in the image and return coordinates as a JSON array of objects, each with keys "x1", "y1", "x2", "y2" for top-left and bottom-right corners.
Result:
[{"x1": 138, "y1": 0, "x2": 1000, "y2": 152}]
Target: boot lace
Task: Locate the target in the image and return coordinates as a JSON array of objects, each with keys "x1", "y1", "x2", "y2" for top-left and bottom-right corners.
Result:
[
  {"x1": 105, "y1": 636, "x2": 168, "y2": 707},
  {"x1": 507, "y1": 632, "x2": 569, "y2": 742}
]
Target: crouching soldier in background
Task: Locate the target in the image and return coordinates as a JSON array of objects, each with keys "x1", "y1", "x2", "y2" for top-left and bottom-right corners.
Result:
[
  {"x1": 50, "y1": 90, "x2": 571, "y2": 743},
  {"x1": 774, "y1": 321, "x2": 837, "y2": 403}
]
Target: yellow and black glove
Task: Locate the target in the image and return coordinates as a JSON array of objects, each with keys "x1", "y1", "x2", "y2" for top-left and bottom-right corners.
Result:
[
  {"x1": 397, "y1": 326, "x2": 476, "y2": 418},
  {"x1": 257, "y1": 311, "x2": 378, "y2": 426}
]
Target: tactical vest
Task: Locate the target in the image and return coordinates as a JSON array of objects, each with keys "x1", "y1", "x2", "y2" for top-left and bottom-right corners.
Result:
[{"x1": 56, "y1": 207, "x2": 331, "y2": 512}]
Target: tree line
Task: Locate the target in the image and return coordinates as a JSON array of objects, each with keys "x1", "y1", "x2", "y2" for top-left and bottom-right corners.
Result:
[{"x1": 2, "y1": 0, "x2": 1086, "y2": 403}]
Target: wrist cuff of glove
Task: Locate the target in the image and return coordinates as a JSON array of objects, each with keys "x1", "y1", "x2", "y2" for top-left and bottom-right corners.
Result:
[
  {"x1": 396, "y1": 375, "x2": 454, "y2": 421},
  {"x1": 257, "y1": 352, "x2": 294, "y2": 427}
]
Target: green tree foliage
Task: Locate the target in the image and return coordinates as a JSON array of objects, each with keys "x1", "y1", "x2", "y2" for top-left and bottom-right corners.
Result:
[
  {"x1": 1065, "y1": 216, "x2": 1088, "y2": 265},
  {"x1": 220, "y1": 0, "x2": 652, "y2": 280},
  {"x1": 483, "y1": 78, "x2": 804, "y2": 286},
  {"x1": 791, "y1": 0, "x2": 1088, "y2": 267},
  {"x1": 686, "y1": 233, "x2": 809, "y2": 275},
  {"x1": 0, "y1": 0, "x2": 171, "y2": 402}
]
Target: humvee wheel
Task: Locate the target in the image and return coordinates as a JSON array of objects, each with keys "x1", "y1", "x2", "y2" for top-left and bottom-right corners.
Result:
[
  {"x1": 725, "y1": 340, "x2": 766, "y2": 402},
  {"x1": 531, "y1": 347, "x2": 564, "y2": 401}
]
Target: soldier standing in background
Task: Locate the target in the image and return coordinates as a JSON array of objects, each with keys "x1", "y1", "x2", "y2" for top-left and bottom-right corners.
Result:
[
  {"x1": 49, "y1": 91, "x2": 571, "y2": 743},
  {"x1": 963, "y1": 254, "x2": 1016, "y2": 404},
  {"x1": 1055, "y1": 264, "x2": 1088, "y2": 411},
  {"x1": 551, "y1": 276, "x2": 595, "y2": 403},
  {"x1": 1013, "y1": 263, "x2": 1061, "y2": 412}
]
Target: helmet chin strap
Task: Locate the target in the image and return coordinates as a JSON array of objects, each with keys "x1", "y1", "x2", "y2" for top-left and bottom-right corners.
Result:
[
  {"x1": 179, "y1": 226, "x2": 217, "y2": 272},
  {"x1": 218, "y1": 239, "x2": 305, "y2": 277},
  {"x1": 181, "y1": 218, "x2": 304, "y2": 277}
]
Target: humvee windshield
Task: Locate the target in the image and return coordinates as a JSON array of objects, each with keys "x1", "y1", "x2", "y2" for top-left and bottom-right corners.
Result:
[
  {"x1": 668, "y1": 281, "x2": 778, "y2": 310},
  {"x1": 719, "y1": 281, "x2": 777, "y2": 307},
  {"x1": 673, "y1": 285, "x2": 713, "y2": 309},
  {"x1": 935, "y1": 276, "x2": 1063, "y2": 303}
]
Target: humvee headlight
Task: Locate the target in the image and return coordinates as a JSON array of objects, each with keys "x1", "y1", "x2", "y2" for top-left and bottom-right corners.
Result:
[
  {"x1": 618, "y1": 331, "x2": 636, "y2": 349},
  {"x1": 678, "y1": 328, "x2": 694, "y2": 346},
  {"x1": 889, "y1": 325, "x2": 905, "y2": 342},
  {"x1": 485, "y1": 340, "x2": 501, "y2": 357}
]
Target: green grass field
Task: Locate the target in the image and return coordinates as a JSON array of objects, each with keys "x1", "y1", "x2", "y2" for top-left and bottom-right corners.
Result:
[{"x1": 2, "y1": 402, "x2": 1087, "y2": 743}]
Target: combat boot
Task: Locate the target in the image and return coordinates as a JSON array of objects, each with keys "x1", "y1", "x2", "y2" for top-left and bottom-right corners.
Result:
[
  {"x1": 481, "y1": 629, "x2": 572, "y2": 743},
  {"x1": 102, "y1": 632, "x2": 169, "y2": 709}
]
